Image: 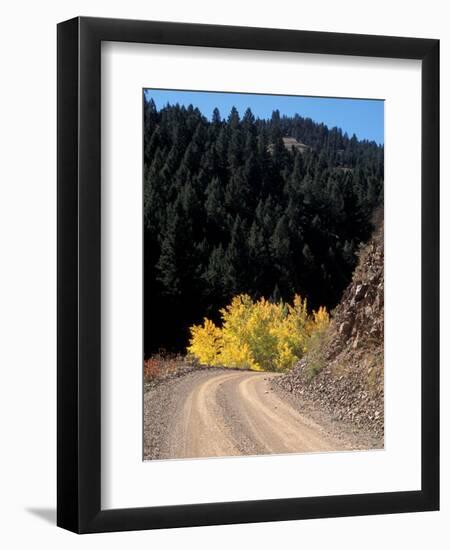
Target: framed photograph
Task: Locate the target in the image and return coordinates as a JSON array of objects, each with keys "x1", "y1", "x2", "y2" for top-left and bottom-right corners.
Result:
[{"x1": 57, "y1": 17, "x2": 439, "y2": 533}]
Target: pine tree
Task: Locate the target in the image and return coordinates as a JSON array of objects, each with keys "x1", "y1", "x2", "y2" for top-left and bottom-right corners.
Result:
[
  {"x1": 227, "y1": 106, "x2": 240, "y2": 130},
  {"x1": 212, "y1": 107, "x2": 222, "y2": 125},
  {"x1": 225, "y1": 215, "x2": 249, "y2": 294}
]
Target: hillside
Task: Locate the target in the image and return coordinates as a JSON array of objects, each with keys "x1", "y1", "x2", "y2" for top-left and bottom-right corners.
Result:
[
  {"x1": 276, "y1": 219, "x2": 384, "y2": 439},
  {"x1": 143, "y1": 97, "x2": 383, "y2": 354}
]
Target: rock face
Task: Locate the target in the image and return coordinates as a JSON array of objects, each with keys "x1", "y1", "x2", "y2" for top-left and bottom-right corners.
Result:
[
  {"x1": 277, "y1": 222, "x2": 384, "y2": 440},
  {"x1": 267, "y1": 136, "x2": 311, "y2": 155}
]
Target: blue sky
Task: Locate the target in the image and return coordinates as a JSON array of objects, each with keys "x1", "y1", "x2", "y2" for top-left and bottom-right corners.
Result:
[{"x1": 144, "y1": 89, "x2": 384, "y2": 145}]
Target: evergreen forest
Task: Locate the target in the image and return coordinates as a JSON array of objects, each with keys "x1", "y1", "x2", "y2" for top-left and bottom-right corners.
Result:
[{"x1": 143, "y1": 94, "x2": 384, "y2": 356}]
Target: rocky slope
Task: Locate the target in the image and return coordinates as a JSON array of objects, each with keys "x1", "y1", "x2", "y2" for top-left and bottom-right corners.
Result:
[{"x1": 276, "y1": 222, "x2": 384, "y2": 440}]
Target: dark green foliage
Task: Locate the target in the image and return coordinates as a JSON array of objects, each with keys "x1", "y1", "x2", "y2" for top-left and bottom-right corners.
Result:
[{"x1": 143, "y1": 95, "x2": 384, "y2": 354}]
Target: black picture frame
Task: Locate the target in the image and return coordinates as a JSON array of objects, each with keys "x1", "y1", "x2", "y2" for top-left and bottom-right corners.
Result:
[{"x1": 57, "y1": 16, "x2": 439, "y2": 533}]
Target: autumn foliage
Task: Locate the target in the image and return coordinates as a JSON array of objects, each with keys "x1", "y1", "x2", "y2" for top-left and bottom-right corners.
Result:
[{"x1": 187, "y1": 294, "x2": 329, "y2": 372}]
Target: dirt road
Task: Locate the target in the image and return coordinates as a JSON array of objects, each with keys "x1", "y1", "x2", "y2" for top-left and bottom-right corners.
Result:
[{"x1": 144, "y1": 369, "x2": 353, "y2": 460}]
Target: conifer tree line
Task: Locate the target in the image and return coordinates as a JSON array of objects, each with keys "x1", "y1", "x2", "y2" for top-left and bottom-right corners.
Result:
[{"x1": 143, "y1": 95, "x2": 384, "y2": 355}]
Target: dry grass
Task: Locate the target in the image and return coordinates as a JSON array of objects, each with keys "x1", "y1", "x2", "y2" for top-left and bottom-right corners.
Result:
[{"x1": 144, "y1": 353, "x2": 191, "y2": 383}]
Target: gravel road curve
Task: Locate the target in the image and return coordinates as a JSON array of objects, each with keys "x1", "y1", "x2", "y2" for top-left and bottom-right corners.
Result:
[{"x1": 144, "y1": 369, "x2": 354, "y2": 460}]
